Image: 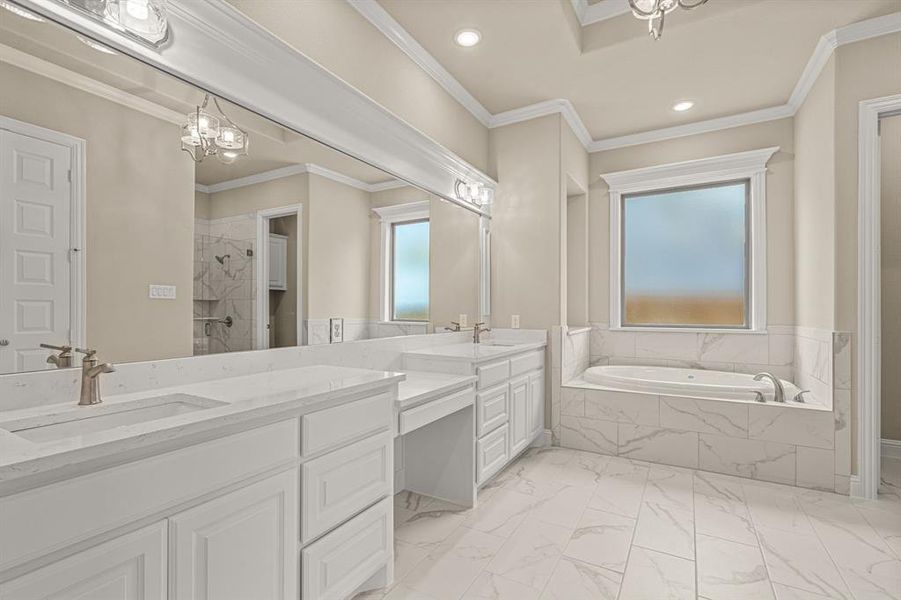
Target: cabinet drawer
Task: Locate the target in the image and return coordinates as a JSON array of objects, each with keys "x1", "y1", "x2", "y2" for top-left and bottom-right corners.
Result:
[
  {"x1": 476, "y1": 384, "x2": 509, "y2": 437},
  {"x1": 301, "y1": 433, "x2": 391, "y2": 543},
  {"x1": 399, "y1": 386, "x2": 474, "y2": 435},
  {"x1": 510, "y1": 351, "x2": 544, "y2": 377},
  {"x1": 302, "y1": 497, "x2": 392, "y2": 600},
  {"x1": 476, "y1": 360, "x2": 510, "y2": 389},
  {"x1": 302, "y1": 392, "x2": 392, "y2": 456},
  {"x1": 477, "y1": 424, "x2": 510, "y2": 484}
]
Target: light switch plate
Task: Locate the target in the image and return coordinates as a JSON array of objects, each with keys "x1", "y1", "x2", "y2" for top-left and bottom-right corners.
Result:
[
  {"x1": 149, "y1": 284, "x2": 176, "y2": 299},
  {"x1": 511, "y1": 314, "x2": 520, "y2": 329},
  {"x1": 459, "y1": 314, "x2": 468, "y2": 327}
]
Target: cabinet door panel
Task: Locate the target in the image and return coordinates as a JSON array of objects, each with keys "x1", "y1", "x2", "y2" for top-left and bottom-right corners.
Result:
[
  {"x1": 529, "y1": 371, "x2": 545, "y2": 439},
  {"x1": 169, "y1": 469, "x2": 298, "y2": 600},
  {"x1": 0, "y1": 522, "x2": 166, "y2": 600},
  {"x1": 508, "y1": 375, "x2": 530, "y2": 456}
]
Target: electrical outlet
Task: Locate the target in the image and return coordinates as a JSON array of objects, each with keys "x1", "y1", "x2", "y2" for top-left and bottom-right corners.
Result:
[
  {"x1": 149, "y1": 284, "x2": 176, "y2": 299},
  {"x1": 459, "y1": 314, "x2": 468, "y2": 327},
  {"x1": 511, "y1": 314, "x2": 520, "y2": 329}
]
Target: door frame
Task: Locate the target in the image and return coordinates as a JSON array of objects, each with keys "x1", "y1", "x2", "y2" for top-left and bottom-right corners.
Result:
[
  {"x1": 255, "y1": 204, "x2": 303, "y2": 349},
  {"x1": 0, "y1": 115, "x2": 86, "y2": 351},
  {"x1": 857, "y1": 93, "x2": 901, "y2": 499}
]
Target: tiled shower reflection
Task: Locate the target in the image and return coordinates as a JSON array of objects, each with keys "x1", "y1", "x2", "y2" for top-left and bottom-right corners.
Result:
[{"x1": 193, "y1": 233, "x2": 255, "y2": 355}]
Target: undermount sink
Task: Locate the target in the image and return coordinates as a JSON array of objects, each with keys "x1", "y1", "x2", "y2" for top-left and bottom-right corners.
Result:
[{"x1": 0, "y1": 394, "x2": 226, "y2": 443}]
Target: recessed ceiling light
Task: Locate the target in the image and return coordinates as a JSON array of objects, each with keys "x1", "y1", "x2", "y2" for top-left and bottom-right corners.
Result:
[
  {"x1": 0, "y1": 0, "x2": 45, "y2": 21},
  {"x1": 454, "y1": 29, "x2": 481, "y2": 47},
  {"x1": 672, "y1": 100, "x2": 695, "y2": 112},
  {"x1": 76, "y1": 34, "x2": 118, "y2": 55}
]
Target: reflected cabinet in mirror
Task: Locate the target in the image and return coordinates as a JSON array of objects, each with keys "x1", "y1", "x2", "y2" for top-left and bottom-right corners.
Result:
[{"x1": 0, "y1": 8, "x2": 484, "y2": 374}]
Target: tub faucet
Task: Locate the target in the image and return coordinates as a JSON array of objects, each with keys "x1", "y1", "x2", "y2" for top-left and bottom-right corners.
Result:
[
  {"x1": 76, "y1": 348, "x2": 116, "y2": 406},
  {"x1": 753, "y1": 372, "x2": 785, "y2": 403}
]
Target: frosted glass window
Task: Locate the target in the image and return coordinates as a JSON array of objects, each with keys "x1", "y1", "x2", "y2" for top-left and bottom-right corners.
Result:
[
  {"x1": 622, "y1": 180, "x2": 749, "y2": 328},
  {"x1": 392, "y1": 219, "x2": 429, "y2": 321}
]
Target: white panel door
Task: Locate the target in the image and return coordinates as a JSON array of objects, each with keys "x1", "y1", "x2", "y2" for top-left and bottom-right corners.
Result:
[
  {"x1": 0, "y1": 521, "x2": 166, "y2": 600},
  {"x1": 0, "y1": 128, "x2": 72, "y2": 373},
  {"x1": 508, "y1": 375, "x2": 530, "y2": 456},
  {"x1": 169, "y1": 469, "x2": 298, "y2": 600}
]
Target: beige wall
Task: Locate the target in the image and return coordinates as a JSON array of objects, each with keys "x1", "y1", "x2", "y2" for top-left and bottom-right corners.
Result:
[
  {"x1": 226, "y1": 0, "x2": 489, "y2": 172},
  {"x1": 1, "y1": 63, "x2": 194, "y2": 364},
  {"x1": 488, "y1": 114, "x2": 563, "y2": 330},
  {"x1": 430, "y1": 197, "x2": 480, "y2": 328},
  {"x1": 306, "y1": 173, "x2": 371, "y2": 320},
  {"x1": 832, "y1": 33, "x2": 901, "y2": 470},
  {"x1": 562, "y1": 118, "x2": 590, "y2": 327},
  {"x1": 588, "y1": 118, "x2": 796, "y2": 326},
  {"x1": 205, "y1": 173, "x2": 309, "y2": 220},
  {"x1": 794, "y1": 56, "x2": 836, "y2": 329},
  {"x1": 194, "y1": 190, "x2": 212, "y2": 220},
  {"x1": 882, "y1": 115, "x2": 901, "y2": 442}
]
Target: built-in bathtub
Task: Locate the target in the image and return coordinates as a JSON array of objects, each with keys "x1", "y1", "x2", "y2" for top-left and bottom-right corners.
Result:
[{"x1": 581, "y1": 365, "x2": 811, "y2": 405}]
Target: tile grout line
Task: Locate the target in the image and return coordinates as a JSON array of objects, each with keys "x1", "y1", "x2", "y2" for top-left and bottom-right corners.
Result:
[{"x1": 614, "y1": 456, "x2": 650, "y2": 600}]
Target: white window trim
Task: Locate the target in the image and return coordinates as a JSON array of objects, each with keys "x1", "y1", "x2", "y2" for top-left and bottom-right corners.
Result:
[
  {"x1": 601, "y1": 146, "x2": 778, "y2": 334},
  {"x1": 372, "y1": 201, "x2": 430, "y2": 323}
]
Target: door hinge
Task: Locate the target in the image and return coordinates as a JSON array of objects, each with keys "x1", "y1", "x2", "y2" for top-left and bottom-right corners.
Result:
[{"x1": 67, "y1": 169, "x2": 72, "y2": 183}]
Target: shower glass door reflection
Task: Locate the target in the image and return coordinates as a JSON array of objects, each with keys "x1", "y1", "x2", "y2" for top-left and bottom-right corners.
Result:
[{"x1": 193, "y1": 233, "x2": 255, "y2": 355}]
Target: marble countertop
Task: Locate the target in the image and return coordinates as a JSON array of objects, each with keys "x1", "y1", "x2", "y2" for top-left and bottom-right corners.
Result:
[
  {"x1": 397, "y1": 371, "x2": 477, "y2": 411},
  {"x1": 0, "y1": 365, "x2": 403, "y2": 489},
  {"x1": 402, "y1": 340, "x2": 546, "y2": 363}
]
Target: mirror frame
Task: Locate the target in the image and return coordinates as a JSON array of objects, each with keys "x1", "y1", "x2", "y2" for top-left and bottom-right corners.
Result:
[{"x1": 8, "y1": 0, "x2": 493, "y2": 326}]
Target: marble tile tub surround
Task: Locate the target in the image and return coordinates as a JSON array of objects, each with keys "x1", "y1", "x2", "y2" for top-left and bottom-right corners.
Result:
[
  {"x1": 554, "y1": 325, "x2": 853, "y2": 494},
  {"x1": 0, "y1": 329, "x2": 546, "y2": 412}
]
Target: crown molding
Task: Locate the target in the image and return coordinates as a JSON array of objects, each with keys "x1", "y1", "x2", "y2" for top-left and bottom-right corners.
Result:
[
  {"x1": 195, "y1": 163, "x2": 405, "y2": 195},
  {"x1": 589, "y1": 104, "x2": 794, "y2": 152},
  {"x1": 347, "y1": 0, "x2": 492, "y2": 127},
  {"x1": 371, "y1": 200, "x2": 430, "y2": 221},
  {"x1": 348, "y1": 1, "x2": 901, "y2": 154},
  {"x1": 491, "y1": 99, "x2": 593, "y2": 148},
  {"x1": 0, "y1": 42, "x2": 185, "y2": 125}
]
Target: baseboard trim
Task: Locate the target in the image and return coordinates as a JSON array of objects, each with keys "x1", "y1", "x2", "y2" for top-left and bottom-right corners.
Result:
[
  {"x1": 530, "y1": 429, "x2": 552, "y2": 448},
  {"x1": 882, "y1": 438, "x2": 901, "y2": 459}
]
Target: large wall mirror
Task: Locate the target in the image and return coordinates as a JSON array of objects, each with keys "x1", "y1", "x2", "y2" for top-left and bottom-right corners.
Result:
[{"x1": 0, "y1": 5, "x2": 485, "y2": 374}]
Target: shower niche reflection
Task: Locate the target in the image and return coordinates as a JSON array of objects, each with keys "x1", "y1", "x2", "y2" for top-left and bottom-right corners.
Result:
[{"x1": 193, "y1": 230, "x2": 255, "y2": 356}]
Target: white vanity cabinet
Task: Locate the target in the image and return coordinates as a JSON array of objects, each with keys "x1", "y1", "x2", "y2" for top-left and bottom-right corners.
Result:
[
  {"x1": 404, "y1": 346, "x2": 546, "y2": 485},
  {"x1": 0, "y1": 384, "x2": 396, "y2": 600}
]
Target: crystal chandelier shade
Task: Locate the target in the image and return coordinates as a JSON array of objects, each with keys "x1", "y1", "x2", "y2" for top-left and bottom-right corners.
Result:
[
  {"x1": 628, "y1": 0, "x2": 708, "y2": 40},
  {"x1": 180, "y1": 95, "x2": 250, "y2": 165},
  {"x1": 63, "y1": 0, "x2": 168, "y2": 45}
]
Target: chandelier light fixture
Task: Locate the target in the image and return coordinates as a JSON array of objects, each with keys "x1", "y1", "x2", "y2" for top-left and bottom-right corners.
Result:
[
  {"x1": 181, "y1": 94, "x2": 250, "y2": 165},
  {"x1": 61, "y1": 0, "x2": 168, "y2": 46},
  {"x1": 628, "y1": 0, "x2": 708, "y2": 40}
]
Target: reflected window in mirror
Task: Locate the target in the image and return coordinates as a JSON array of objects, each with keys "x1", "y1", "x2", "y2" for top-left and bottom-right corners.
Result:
[{"x1": 391, "y1": 219, "x2": 429, "y2": 322}]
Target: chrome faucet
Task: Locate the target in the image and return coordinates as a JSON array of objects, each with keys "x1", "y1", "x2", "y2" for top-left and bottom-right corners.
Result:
[
  {"x1": 41, "y1": 343, "x2": 74, "y2": 368},
  {"x1": 753, "y1": 372, "x2": 785, "y2": 403},
  {"x1": 76, "y1": 348, "x2": 115, "y2": 406},
  {"x1": 444, "y1": 321, "x2": 461, "y2": 332},
  {"x1": 473, "y1": 322, "x2": 490, "y2": 344}
]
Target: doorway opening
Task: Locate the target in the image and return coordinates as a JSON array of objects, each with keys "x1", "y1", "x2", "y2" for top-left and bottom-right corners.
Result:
[{"x1": 255, "y1": 205, "x2": 302, "y2": 350}]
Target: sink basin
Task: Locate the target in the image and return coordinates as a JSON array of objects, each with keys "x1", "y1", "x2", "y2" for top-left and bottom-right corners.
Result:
[
  {"x1": 480, "y1": 342, "x2": 517, "y2": 347},
  {"x1": 0, "y1": 394, "x2": 226, "y2": 443}
]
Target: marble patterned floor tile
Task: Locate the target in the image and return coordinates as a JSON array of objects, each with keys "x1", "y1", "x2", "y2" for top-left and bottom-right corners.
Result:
[
  {"x1": 771, "y1": 583, "x2": 834, "y2": 600},
  {"x1": 617, "y1": 545, "x2": 696, "y2": 600},
  {"x1": 633, "y1": 500, "x2": 695, "y2": 559},
  {"x1": 743, "y1": 482, "x2": 814, "y2": 535},
  {"x1": 403, "y1": 527, "x2": 506, "y2": 600},
  {"x1": 382, "y1": 583, "x2": 443, "y2": 600},
  {"x1": 460, "y1": 572, "x2": 541, "y2": 600},
  {"x1": 586, "y1": 461, "x2": 649, "y2": 518},
  {"x1": 694, "y1": 492, "x2": 758, "y2": 546},
  {"x1": 461, "y1": 489, "x2": 535, "y2": 538},
  {"x1": 756, "y1": 526, "x2": 851, "y2": 599},
  {"x1": 563, "y1": 507, "x2": 636, "y2": 572},
  {"x1": 856, "y1": 502, "x2": 901, "y2": 559},
  {"x1": 395, "y1": 503, "x2": 468, "y2": 549},
  {"x1": 485, "y1": 519, "x2": 572, "y2": 590},
  {"x1": 526, "y1": 484, "x2": 594, "y2": 529},
  {"x1": 696, "y1": 534, "x2": 775, "y2": 599},
  {"x1": 539, "y1": 557, "x2": 622, "y2": 600},
  {"x1": 643, "y1": 466, "x2": 695, "y2": 512}
]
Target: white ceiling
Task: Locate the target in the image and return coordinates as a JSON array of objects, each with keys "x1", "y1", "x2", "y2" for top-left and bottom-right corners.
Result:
[
  {"x1": 376, "y1": 0, "x2": 901, "y2": 141},
  {"x1": 0, "y1": 10, "x2": 399, "y2": 187}
]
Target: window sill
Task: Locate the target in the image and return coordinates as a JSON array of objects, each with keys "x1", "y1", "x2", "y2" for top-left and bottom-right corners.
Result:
[{"x1": 609, "y1": 326, "x2": 767, "y2": 335}]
